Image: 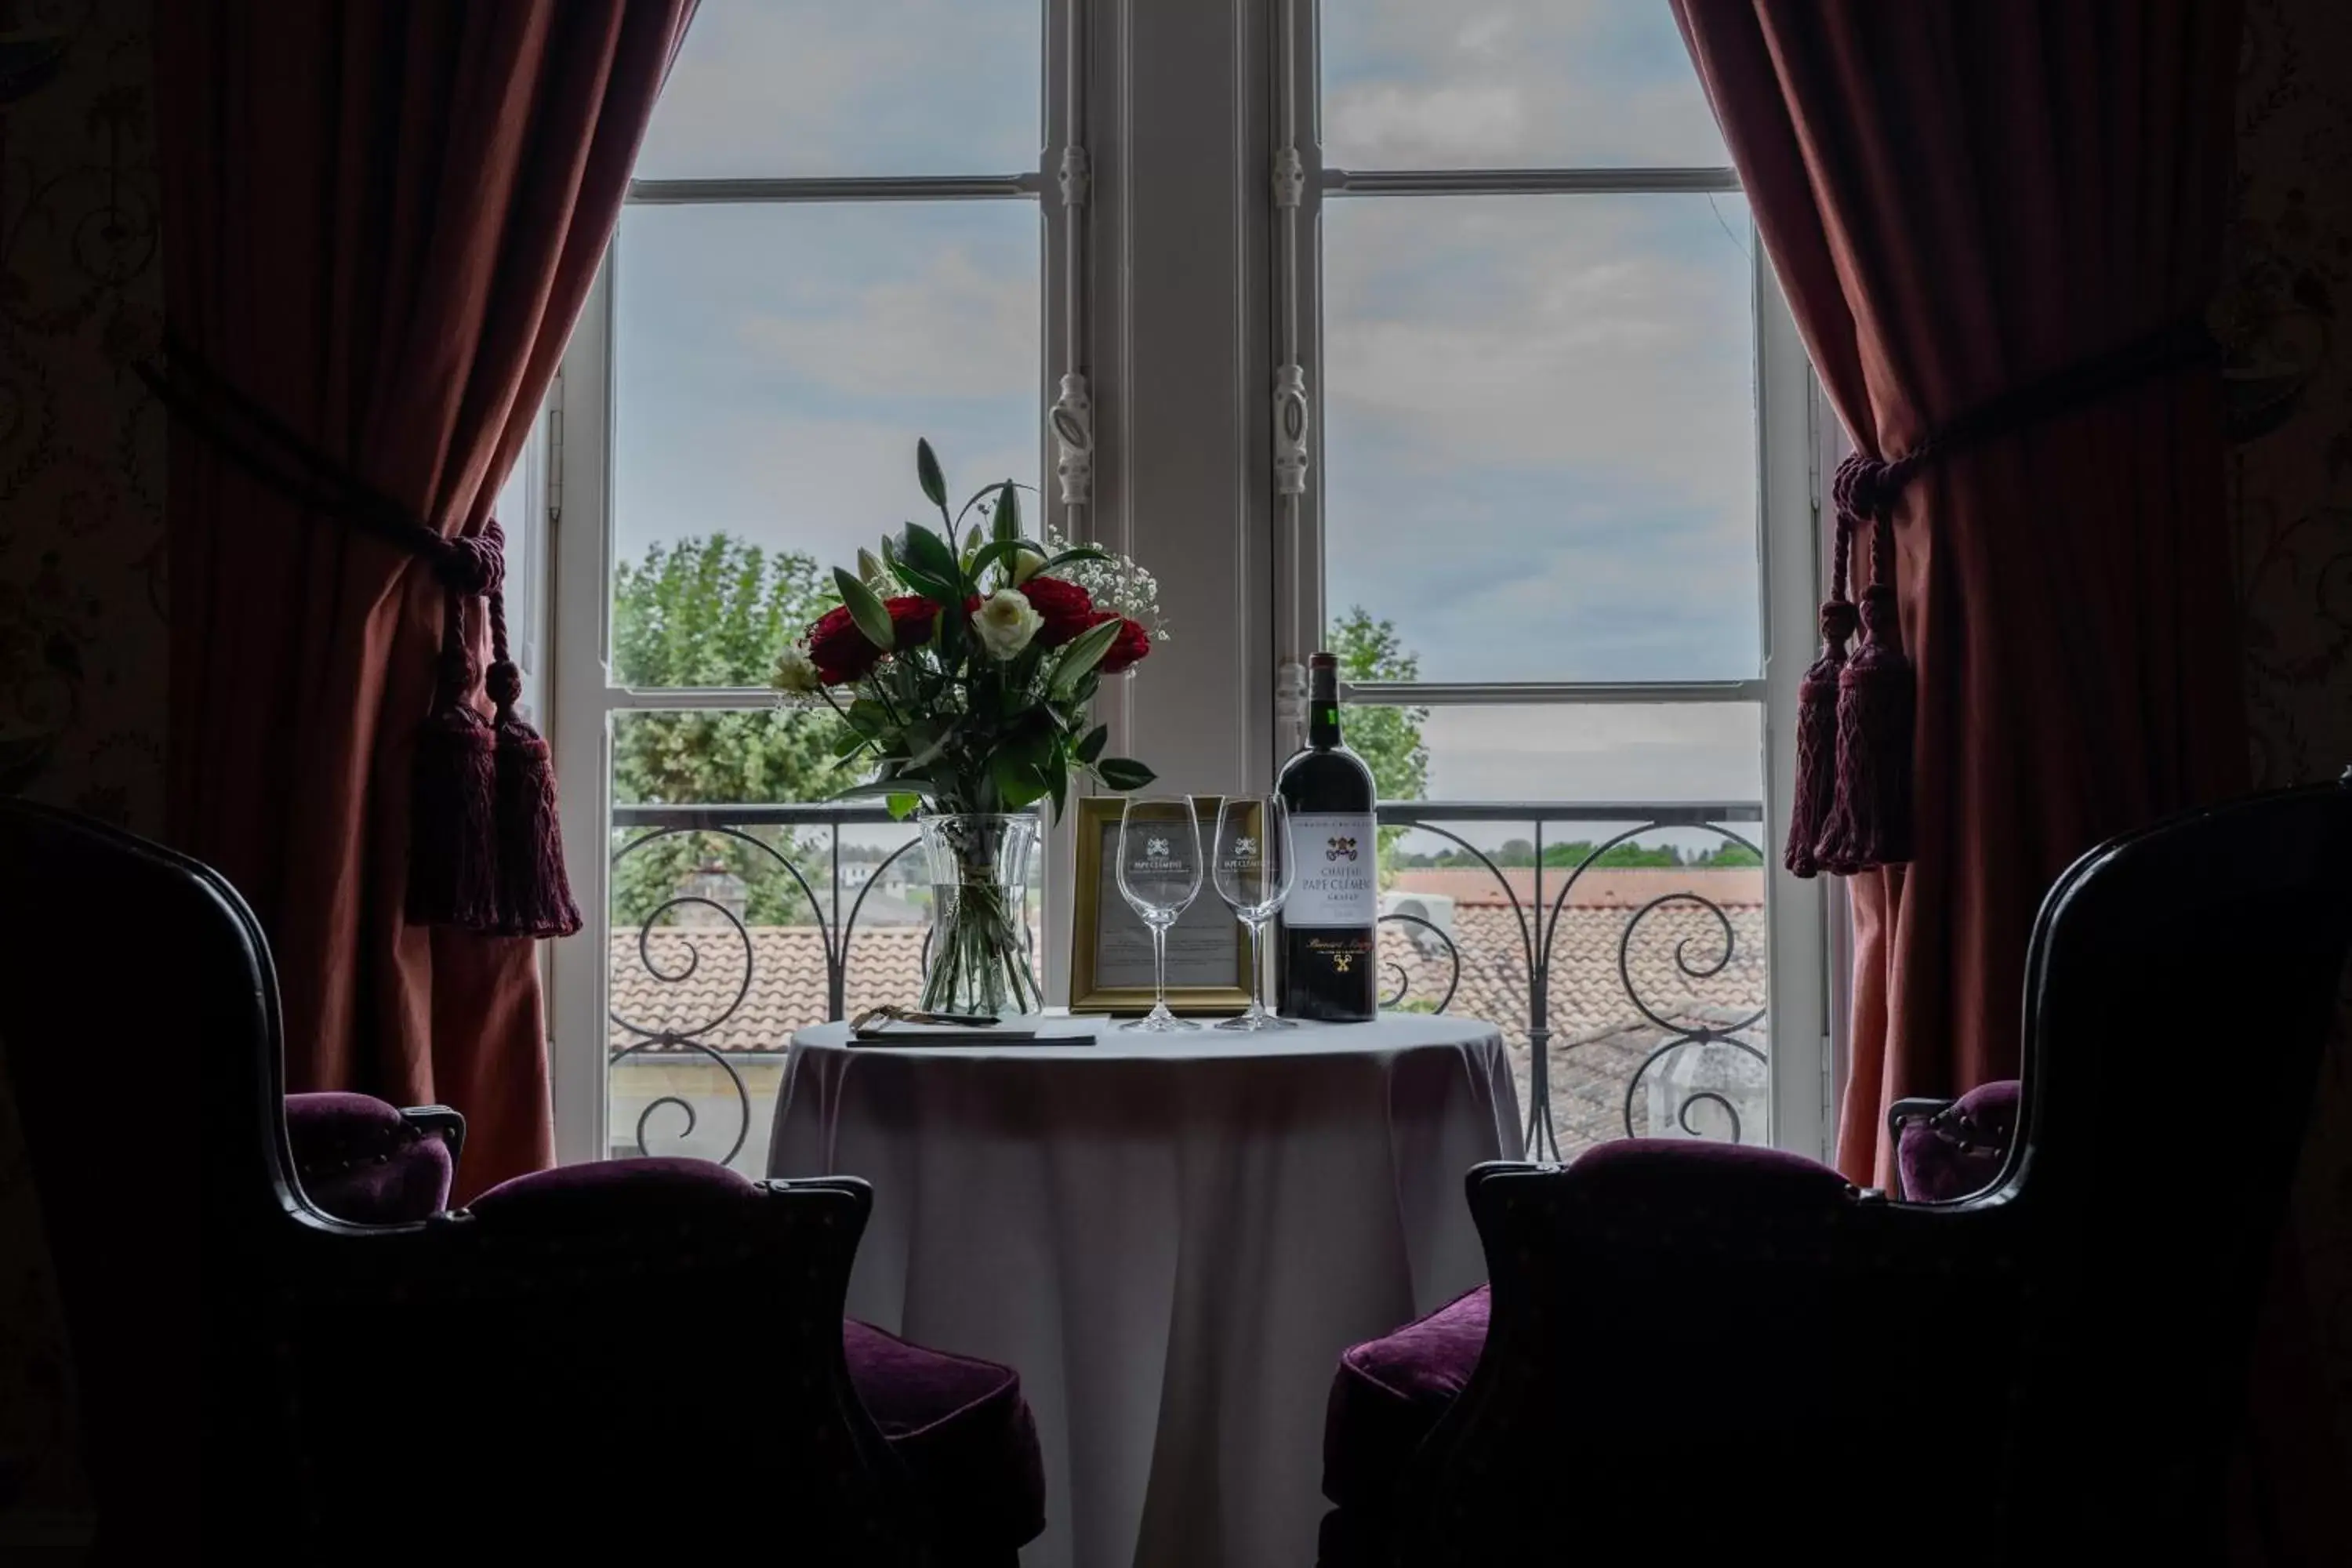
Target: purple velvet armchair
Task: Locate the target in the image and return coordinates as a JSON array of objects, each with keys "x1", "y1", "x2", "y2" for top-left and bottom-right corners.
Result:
[
  {"x1": 0, "y1": 799, "x2": 1044, "y2": 1563},
  {"x1": 1317, "y1": 775, "x2": 2352, "y2": 1567}
]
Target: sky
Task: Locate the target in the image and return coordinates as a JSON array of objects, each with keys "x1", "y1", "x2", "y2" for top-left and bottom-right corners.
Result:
[{"x1": 612, "y1": 2, "x2": 1761, "y2": 824}]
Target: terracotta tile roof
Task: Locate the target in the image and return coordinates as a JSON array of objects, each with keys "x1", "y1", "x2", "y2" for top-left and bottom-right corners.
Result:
[
  {"x1": 608, "y1": 896, "x2": 1766, "y2": 1065},
  {"x1": 609, "y1": 927, "x2": 930, "y2": 1054},
  {"x1": 1378, "y1": 899, "x2": 1766, "y2": 1046}
]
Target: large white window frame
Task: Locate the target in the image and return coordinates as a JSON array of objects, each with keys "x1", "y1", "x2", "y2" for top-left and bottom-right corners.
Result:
[
  {"x1": 541, "y1": 0, "x2": 1834, "y2": 1167},
  {"x1": 1268, "y1": 0, "x2": 1831, "y2": 1158},
  {"x1": 544, "y1": 2, "x2": 1083, "y2": 1166}
]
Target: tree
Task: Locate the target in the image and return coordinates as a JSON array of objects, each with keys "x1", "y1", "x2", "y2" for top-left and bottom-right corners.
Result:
[
  {"x1": 1330, "y1": 606, "x2": 1428, "y2": 873},
  {"x1": 608, "y1": 535, "x2": 851, "y2": 928}
]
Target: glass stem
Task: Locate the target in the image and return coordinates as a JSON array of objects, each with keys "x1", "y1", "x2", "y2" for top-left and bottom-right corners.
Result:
[
  {"x1": 1247, "y1": 920, "x2": 1264, "y2": 1017},
  {"x1": 1152, "y1": 923, "x2": 1169, "y2": 1014}
]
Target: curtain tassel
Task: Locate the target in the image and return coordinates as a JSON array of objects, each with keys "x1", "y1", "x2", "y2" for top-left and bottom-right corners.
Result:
[
  {"x1": 407, "y1": 521, "x2": 579, "y2": 936},
  {"x1": 1785, "y1": 514, "x2": 1857, "y2": 880},
  {"x1": 1815, "y1": 463, "x2": 1915, "y2": 872},
  {"x1": 408, "y1": 616, "x2": 502, "y2": 929},
  {"x1": 485, "y1": 591, "x2": 581, "y2": 938}
]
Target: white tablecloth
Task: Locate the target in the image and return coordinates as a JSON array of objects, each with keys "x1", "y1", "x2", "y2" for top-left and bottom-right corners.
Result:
[{"x1": 768, "y1": 1014, "x2": 1522, "y2": 1568}]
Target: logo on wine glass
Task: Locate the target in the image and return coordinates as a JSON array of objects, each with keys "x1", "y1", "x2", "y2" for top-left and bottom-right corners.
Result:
[
  {"x1": 1232, "y1": 835, "x2": 1257, "y2": 858},
  {"x1": 1147, "y1": 836, "x2": 1171, "y2": 858},
  {"x1": 1326, "y1": 835, "x2": 1359, "y2": 862}
]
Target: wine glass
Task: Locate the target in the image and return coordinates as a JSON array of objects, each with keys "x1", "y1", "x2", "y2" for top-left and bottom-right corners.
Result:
[
  {"x1": 1211, "y1": 796, "x2": 1295, "y2": 1031},
  {"x1": 1116, "y1": 797, "x2": 1204, "y2": 1032}
]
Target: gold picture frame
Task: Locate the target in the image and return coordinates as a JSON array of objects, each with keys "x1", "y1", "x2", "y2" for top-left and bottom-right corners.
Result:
[{"x1": 1068, "y1": 794, "x2": 1254, "y2": 1014}]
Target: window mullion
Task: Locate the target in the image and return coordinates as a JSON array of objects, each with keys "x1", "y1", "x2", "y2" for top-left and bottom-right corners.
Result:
[{"x1": 1323, "y1": 165, "x2": 1740, "y2": 197}]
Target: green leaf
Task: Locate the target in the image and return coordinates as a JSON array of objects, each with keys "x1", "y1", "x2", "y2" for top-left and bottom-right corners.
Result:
[
  {"x1": 1096, "y1": 757, "x2": 1156, "y2": 791},
  {"x1": 963, "y1": 524, "x2": 982, "y2": 564},
  {"x1": 993, "y1": 481, "x2": 1022, "y2": 546},
  {"x1": 844, "y1": 697, "x2": 892, "y2": 737},
  {"x1": 991, "y1": 751, "x2": 1051, "y2": 811},
  {"x1": 916, "y1": 437, "x2": 948, "y2": 510},
  {"x1": 904, "y1": 720, "x2": 956, "y2": 771},
  {"x1": 1049, "y1": 615, "x2": 1123, "y2": 698},
  {"x1": 1044, "y1": 743, "x2": 1070, "y2": 822},
  {"x1": 902, "y1": 523, "x2": 965, "y2": 600},
  {"x1": 1076, "y1": 723, "x2": 1109, "y2": 764},
  {"x1": 834, "y1": 777, "x2": 935, "y2": 803},
  {"x1": 834, "y1": 567, "x2": 895, "y2": 652},
  {"x1": 970, "y1": 538, "x2": 1044, "y2": 585},
  {"x1": 1029, "y1": 546, "x2": 1109, "y2": 576},
  {"x1": 886, "y1": 792, "x2": 922, "y2": 822},
  {"x1": 953, "y1": 477, "x2": 1018, "y2": 530}
]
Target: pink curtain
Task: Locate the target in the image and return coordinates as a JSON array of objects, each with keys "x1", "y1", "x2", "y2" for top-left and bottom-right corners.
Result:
[
  {"x1": 1668, "y1": 0, "x2": 2248, "y2": 1185},
  {"x1": 1671, "y1": 5, "x2": 2351, "y2": 1557},
  {"x1": 158, "y1": 1, "x2": 695, "y2": 1197}
]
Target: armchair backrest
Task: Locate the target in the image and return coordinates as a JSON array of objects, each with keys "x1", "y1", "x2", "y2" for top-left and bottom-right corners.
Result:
[
  {"x1": 1410, "y1": 776, "x2": 2352, "y2": 1566},
  {"x1": 2003, "y1": 772, "x2": 2352, "y2": 1546},
  {"x1": 0, "y1": 802, "x2": 927, "y2": 1559},
  {"x1": 0, "y1": 797, "x2": 287, "y2": 1552}
]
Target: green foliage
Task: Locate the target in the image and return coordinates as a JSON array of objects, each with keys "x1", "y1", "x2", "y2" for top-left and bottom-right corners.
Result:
[
  {"x1": 608, "y1": 536, "x2": 847, "y2": 928},
  {"x1": 1391, "y1": 837, "x2": 1766, "y2": 870},
  {"x1": 1330, "y1": 605, "x2": 1429, "y2": 873}
]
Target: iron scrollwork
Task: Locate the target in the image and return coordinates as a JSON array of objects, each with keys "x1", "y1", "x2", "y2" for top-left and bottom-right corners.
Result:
[
  {"x1": 1373, "y1": 809, "x2": 1768, "y2": 1160},
  {"x1": 606, "y1": 811, "x2": 919, "y2": 1167}
]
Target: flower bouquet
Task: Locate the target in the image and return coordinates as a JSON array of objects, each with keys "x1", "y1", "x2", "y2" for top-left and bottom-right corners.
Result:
[{"x1": 772, "y1": 439, "x2": 1164, "y2": 1015}]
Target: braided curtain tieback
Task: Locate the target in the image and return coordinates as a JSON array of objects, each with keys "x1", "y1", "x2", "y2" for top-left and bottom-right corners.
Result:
[
  {"x1": 1783, "y1": 319, "x2": 2222, "y2": 880},
  {"x1": 137, "y1": 342, "x2": 581, "y2": 939}
]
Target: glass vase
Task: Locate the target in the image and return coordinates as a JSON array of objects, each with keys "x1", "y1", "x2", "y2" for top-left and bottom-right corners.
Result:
[{"x1": 917, "y1": 813, "x2": 1044, "y2": 1018}]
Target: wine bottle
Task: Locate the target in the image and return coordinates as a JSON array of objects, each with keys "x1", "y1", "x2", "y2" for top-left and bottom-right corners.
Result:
[{"x1": 1275, "y1": 652, "x2": 1379, "y2": 1021}]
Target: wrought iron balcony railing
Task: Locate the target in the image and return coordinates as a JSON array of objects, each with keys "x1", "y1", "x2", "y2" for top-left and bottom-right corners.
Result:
[{"x1": 607, "y1": 799, "x2": 1768, "y2": 1167}]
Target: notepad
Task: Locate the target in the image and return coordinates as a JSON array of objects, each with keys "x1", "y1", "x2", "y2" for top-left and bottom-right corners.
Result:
[{"x1": 849, "y1": 1021, "x2": 1098, "y2": 1047}]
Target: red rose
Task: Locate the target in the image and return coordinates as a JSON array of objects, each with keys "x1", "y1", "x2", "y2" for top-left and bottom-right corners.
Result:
[
  {"x1": 1093, "y1": 613, "x2": 1152, "y2": 674},
  {"x1": 1018, "y1": 575, "x2": 1096, "y2": 648},
  {"x1": 809, "y1": 595, "x2": 945, "y2": 685},
  {"x1": 807, "y1": 604, "x2": 880, "y2": 686},
  {"x1": 886, "y1": 594, "x2": 942, "y2": 650}
]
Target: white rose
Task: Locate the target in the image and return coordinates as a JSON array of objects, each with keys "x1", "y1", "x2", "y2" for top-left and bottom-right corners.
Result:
[
  {"x1": 972, "y1": 588, "x2": 1044, "y2": 660},
  {"x1": 771, "y1": 644, "x2": 822, "y2": 695}
]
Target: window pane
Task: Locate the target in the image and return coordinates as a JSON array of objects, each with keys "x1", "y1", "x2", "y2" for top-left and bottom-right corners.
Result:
[
  {"x1": 1321, "y1": 0, "x2": 1728, "y2": 169},
  {"x1": 1348, "y1": 702, "x2": 1766, "y2": 1156},
  {"x1": 1340, "y1": 701, "x2": 1762, "y2": 808},
  {"x1": 612, "y1": 201, "x2": 1041, "y2": 686},
  {"x1": 607, "y1": 711, "x2": 928, "y2": 1172},
  {"x1": 1322, "y1": 193, "x2": 1757, "y2": 684},
  {"x1": 636, "y1": 0, "x2": 1044, "y2": 179}
]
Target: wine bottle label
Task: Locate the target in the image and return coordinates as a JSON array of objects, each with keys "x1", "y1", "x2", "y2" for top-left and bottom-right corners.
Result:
[{"x1": 1286, "y1": 812, "x2": 1378, "y2": 927}]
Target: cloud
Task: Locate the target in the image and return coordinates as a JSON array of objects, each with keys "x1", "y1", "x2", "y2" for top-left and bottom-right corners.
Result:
[
  {"x1": 1321, "y1": 193, "x2": 1760, "y2": 682},
  {"x1": 612, "y1": 205, "x2": 1039, "y2": 574},
  {"x1": 1414, "y1": 702, "x2": 1762, "y2": 808},
  {"x1": 1329, "y1": 84, "x2": 1530, "y2": 167},
  {"x1": 1323, "y1": 0, "x2": 1728, "y2": 169},
  {"x1": 637, "y1": 0, "x2": 1042, "y2": 179},
  {"x1": 740, "y1": 247, "x2": 1039, "y2": 402}
]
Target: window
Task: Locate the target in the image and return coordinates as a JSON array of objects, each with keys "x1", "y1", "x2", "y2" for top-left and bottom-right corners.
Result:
[
  {"x1": 546, "y1": 0, "x2": 1828, "y2": 1171},
  {"x1": 1278, "y1": 1, "x2": 1827, "y2": 1156},
  {"x1": 549, "y1": 0, "x2": 1062, "y2": 1168}
]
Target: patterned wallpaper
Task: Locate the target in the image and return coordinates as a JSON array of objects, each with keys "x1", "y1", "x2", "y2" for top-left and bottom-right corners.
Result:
[
  {"x1": 0, "y1": 0, "x2": 160, "y2": 1519},
  {"x1": 2226, "y1": 0, "x2": 2352, "y2": 1462},
  {"x1": 0, "y1": 0, "x2": 2346, "y2": 1536}
]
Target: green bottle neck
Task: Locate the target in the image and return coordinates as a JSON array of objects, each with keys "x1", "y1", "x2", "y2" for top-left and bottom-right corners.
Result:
[{"x1": 1308, "y1": 666, "x2": 1341, "y2": 748}]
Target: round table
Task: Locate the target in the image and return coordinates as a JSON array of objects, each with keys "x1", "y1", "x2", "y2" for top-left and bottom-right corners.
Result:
[{"x1": 768, "y1": 1014, "x2": 1522, "y2": 1568}]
